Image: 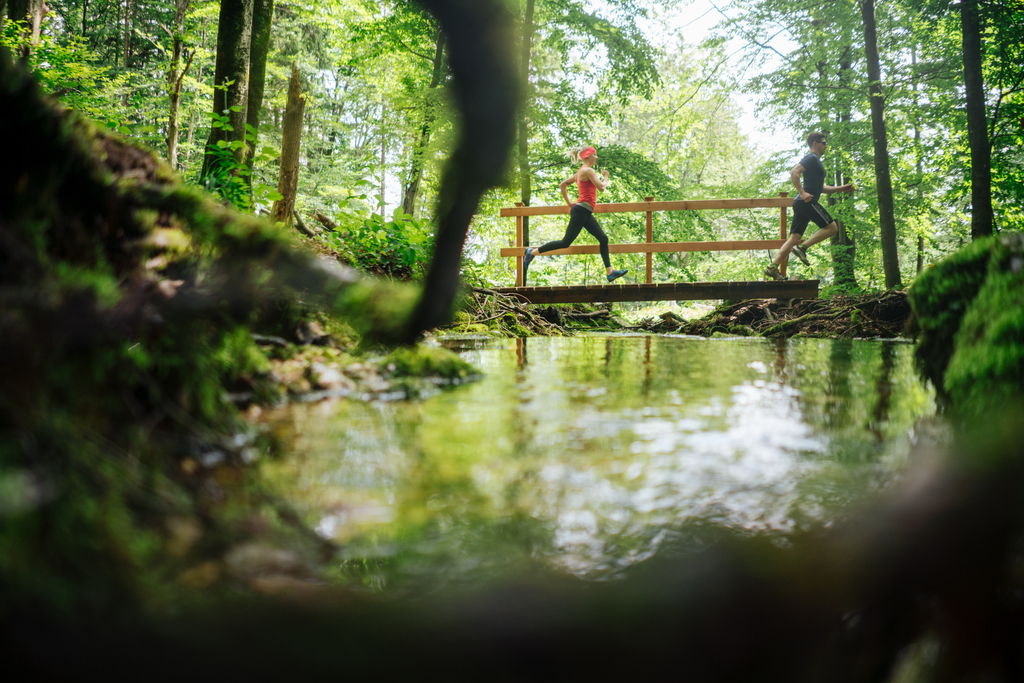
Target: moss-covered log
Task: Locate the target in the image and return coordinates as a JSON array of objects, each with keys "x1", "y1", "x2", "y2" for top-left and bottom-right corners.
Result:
[{"x1": 0, "y1": 46, "x2": 451, "y2": 609}]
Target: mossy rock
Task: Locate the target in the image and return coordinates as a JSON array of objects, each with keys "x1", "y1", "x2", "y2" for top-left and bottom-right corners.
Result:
[
  {"x1": 382, "y1": 345, "x2": 477, "y2": 380},
  {"x1": 910, "y1": 232, "x2": 1024, "y2": 417},
  {"x1": 909, "y1": 237, "x2": 994, "y2": 394}
]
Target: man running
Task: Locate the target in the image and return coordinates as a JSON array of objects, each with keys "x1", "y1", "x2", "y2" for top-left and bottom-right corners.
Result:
[{"x1": 765, "y1": 132, "x2": 855, "y2": 281}]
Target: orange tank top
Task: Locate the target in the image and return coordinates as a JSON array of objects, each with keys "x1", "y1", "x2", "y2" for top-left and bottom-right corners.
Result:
[{"x1": 577, "y1": 172, "x2": 597, "y2": 207}]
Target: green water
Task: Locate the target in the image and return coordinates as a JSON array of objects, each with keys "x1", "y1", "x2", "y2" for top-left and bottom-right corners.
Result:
[{"x1": 262, "y1": 335, "x2": 935, "y2": 591}]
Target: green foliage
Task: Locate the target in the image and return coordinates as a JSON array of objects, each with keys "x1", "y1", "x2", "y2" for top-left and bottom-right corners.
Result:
[
  {"x1": 201, "y1": 108, "x2": 283, "y2": 213},
  {"x1": 0, "y1": 21, "x2": 129, "y2": 124},
  {"x1": 320, "y1": 203, "x2": 435, "y2": 279},
  {"x1": 15, "y1": 0, "x2": 1024, "y2": 293}
]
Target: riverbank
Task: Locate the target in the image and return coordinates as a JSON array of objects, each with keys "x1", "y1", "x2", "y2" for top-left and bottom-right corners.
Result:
[{"x1": 446, "y1": 287, "x2": 913, "y2": 339}]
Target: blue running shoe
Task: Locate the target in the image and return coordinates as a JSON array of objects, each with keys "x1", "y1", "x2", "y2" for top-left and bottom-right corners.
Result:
[
  {"x1": 522, "y1": 247, "x2": 535, "y2": 272},
  {"x1": 607, "y1": 269, "x2": 628, "y2": 283}
]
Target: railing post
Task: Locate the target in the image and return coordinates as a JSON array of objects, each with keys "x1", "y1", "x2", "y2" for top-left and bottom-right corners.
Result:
[
  {"x1": 778, "y1": 191, "x2": 788, "y2": 239},
  {"x1": 515, "y1": 202, "x2": 524, "y2": 287},
  {"x1": 645, "y1": 196, "x2": 654, "y2": 284}
]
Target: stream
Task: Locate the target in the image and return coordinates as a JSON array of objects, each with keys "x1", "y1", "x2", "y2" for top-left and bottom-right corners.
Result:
[{"x1": 261, "y1": 334, "x2": 935, "y2": 593}]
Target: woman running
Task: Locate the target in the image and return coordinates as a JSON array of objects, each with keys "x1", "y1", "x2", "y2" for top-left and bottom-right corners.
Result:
[{"x1": 522, "y1": 145, "x2": 628, "y2": 283}]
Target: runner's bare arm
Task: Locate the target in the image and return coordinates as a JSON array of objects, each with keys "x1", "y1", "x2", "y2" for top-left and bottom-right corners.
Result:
[
  {"x1": 579, "y1": 166, "x2": 610, "y2": 192},
  {"x1": 791, "y1": 163, "x2": 812, "y2": 202},
  {"x1": 559, "y1": 173, "x2": 577, "y2": 206}
]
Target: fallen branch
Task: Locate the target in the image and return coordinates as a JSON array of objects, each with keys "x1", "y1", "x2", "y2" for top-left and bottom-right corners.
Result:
[
  {"x1": 294, "y1": 211, "x2": 317, "y2": 238},
  {"x1": 761, "y1": 309, "x2": 849, "y2": 337},
  {"x1": 564, "y1": 309, "x2": 610, "y2": 319},
  {"x1": 314, "y1": 211, "x2": 339, "y2": 232}
]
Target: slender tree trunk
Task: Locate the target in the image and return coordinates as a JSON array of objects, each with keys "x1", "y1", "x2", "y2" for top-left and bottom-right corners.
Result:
[
  {"x1": 113, "y1": 0, "x2": 120, "y2": 67},
  {"x1": 961, "y1": 0, "x2": 994, "y2": 239},
  {"x1": 830, "y1": 51, "x2": 858, "y2": 290},
  {"x1": 819, "y1": 46, "x2": 860, "y2": 290},
  {"x1": 184, "y1": 109, "x2": 197, "y2": 165},
  {"x1": 81, "y1": 0, "x2": 88, "y2": 35},
  {"x1": 166, "y1": 0, "x2": 193, "y2": 169},
  {"x1": 271, "y1": 63, "x2": 305, "y2": 226},
  {"x1": 184, "y1": 21, "x2": 208, "y2": 169},
  {"x1": 518, "y1": 0, "x2": 535, "y2": 246},
  {"x1": 123, "y1": 0, "x2": 131, "y2": 68},
  {"x1": 912, "y1": 45, "x2": 925, "y2": 274},
  {"x1": 402, "y1": 27, "x2": 447, "y2": 218},
  {"x1": 121, "y1": 0, "x2": 132, "y2": 108},
  {"x1": 860, "y1": 0, "x2": 901, "y2": 289},
  {"x1": 200, "y1": 0, "x2": 254, "y2": 180},
  {"x1": 242, "y1": 0, "x2": 274, "y2": 182},
  {"x1": 380, "y1": 105, "x2": 387, "y2": 217}
]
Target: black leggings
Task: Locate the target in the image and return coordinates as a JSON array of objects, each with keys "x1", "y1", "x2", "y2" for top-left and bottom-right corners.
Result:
[{"x1": 537, "y1": 204, "x2": 611, "y2": 268}]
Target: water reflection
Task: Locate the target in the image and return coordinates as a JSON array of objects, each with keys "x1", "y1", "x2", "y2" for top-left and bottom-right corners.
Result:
[{"x1": 261, "y1": 336, "x2": 934, "y2": 588}]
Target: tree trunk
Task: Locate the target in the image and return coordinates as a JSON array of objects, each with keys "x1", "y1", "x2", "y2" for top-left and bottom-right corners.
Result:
[
  {"x1": 113, "y1": 0, "x2": 120, "y2": 67},
  {"x1": 81, "y1": 0, "x2": 87, "y2": 35},
  {"x1": 830, "y1": 51, "x2": 858, "y2": 290},
  {"x1": 271, "y1": 63, "x2": 305, "y2": 226},
  {"x1": 912, "y1": 45, "x2": 925, "y2": 274},
  {"x1": 7, "y1": 0, "x2": 44, "y2": 58},
  {"x1": 200, "y1": 0, "x2": 254, "y2": 180},
  {"x1": 183, "y1": 20, "x2": 207, "y2": 169},
  {"x1": 123, "y1": 0, "x2": 133, "y2": 69},
  {"x1": 518, "y1": 0, "x2": 535, "y2": 246},
  {"x1": 380, "y1": 104, "x2": 386, "y2": 217},
  {"x1": 401, "y1": 27, "x2": 447, "y2": 218},
  {"x1": 961, "y1": 0, "x2": 994, "y2": 239},
  {"x1": 860, "y1": 0, "x2": 901, "y2": 289},
  {"x1": 242, "y1": 0, "x2": 274, "y2": 183},
  {"x1": 166, "y1": 0, "x2": 193, "y2": 169}
]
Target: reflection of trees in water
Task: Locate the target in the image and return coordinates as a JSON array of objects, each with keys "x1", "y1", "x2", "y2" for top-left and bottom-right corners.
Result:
[
  {"x1": 868, "y1": 341, "x2": 898, "y2": 443},
  {"x1": 642, "y1": 335, "x2": 653, "y2": 397},
  {"x1": 771, "y1": 338, "x2": 788, "y2": 385},
  {"x1": 826, "y1": 339, "x2": 855, "y2": 433}
]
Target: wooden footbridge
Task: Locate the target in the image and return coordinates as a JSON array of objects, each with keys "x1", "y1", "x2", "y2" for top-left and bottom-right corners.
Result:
[{"x1": 494, "y1": 193, "x2": 818, "y2": 304}]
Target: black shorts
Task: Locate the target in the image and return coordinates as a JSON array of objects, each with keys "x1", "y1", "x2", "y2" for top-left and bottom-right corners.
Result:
[{"x1": 790, "y1": 199, "x2": 834, "y2": 236}]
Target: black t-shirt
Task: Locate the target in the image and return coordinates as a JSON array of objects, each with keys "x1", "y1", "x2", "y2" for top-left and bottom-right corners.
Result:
[{"x1": 797, "y1": 152, "x2": 826, "y2": 201}]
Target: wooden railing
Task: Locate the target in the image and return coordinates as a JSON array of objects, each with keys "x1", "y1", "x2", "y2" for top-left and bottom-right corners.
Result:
[{"x1": 499, "y1": 193, "x2": 791, "y2": 287}]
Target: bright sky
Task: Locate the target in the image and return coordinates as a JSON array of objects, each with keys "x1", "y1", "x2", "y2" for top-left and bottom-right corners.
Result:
[{"x1": 637, "y1": 0, "x2": 799, "y2": 158}]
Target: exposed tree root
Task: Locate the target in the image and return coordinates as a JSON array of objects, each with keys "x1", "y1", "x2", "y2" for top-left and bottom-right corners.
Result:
[
  {"x1": 634, "y1": 290, "x2": 913, "y2": 339},
  {"x1": 453, "y1": 286, "x2": 569, "y2": 336}
]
